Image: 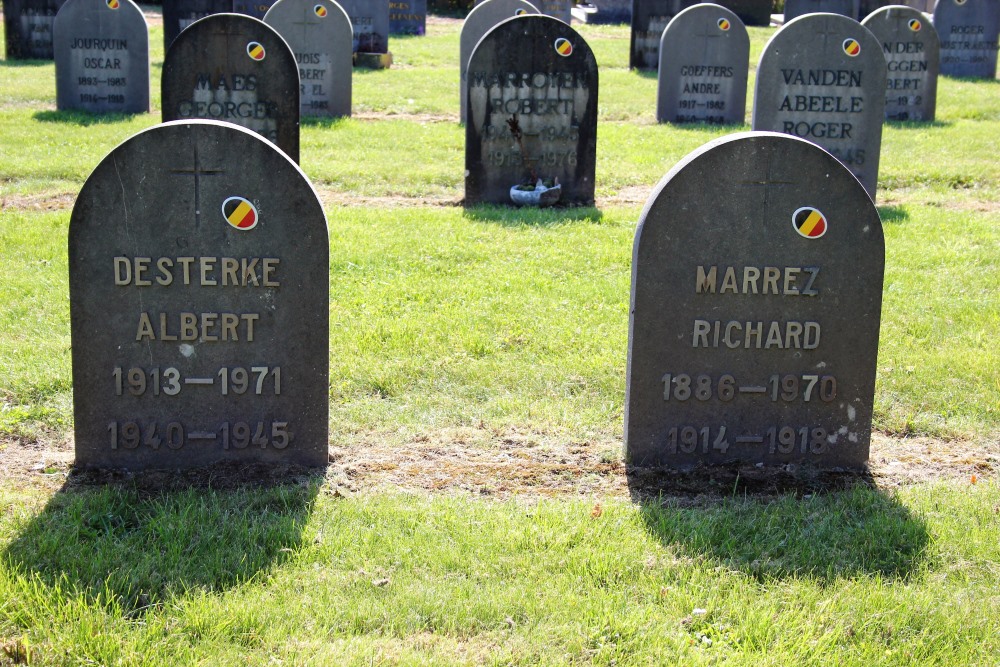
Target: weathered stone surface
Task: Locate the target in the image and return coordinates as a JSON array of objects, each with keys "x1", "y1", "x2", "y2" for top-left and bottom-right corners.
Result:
[
  {"x1": 162, "y1": 0, "x2": 231, "y2": 52},
  {"x1": 784, "y1": 0, "x2": 860, "y2": 21},
  {"x1": 54, "y1": 0, "x2": 149, "y2": 113},
  {"x1": 4, "y1": 0, "x2": 68, "y2": 59},
  {"x1": 264, "y1": 0, "x2": 353, "y2": 117},
  {"x1": 233, "y1": 0, "x2": 274, "y2": 18},
  {"x1": 389, "y1": 0, "x2": 426, "y2": 34},
  {"x1": 70, "y1": 120, "x2": 329, "y2": 471},
  {"x1": 752, "y1": 13, "x2": 886, "y2": 197},
  {"x1": 465, "y1": 15, "x2": 598, "y2": 206},
  {"x1": 863, "y1": 5, "x2": 939, "y2": 121},
  {"x1": 460, "y1": 0, "x2": 539, "y2": 124},
  {"x1": 630, "y1": 0, "x2": 696, "y2": 70},
  {"x1": 336, "y1": 0, "x2": 390, "y2": 53},
  {"x1": 535, "y1": 0, "x2": 572, "y2": 22},
  {"x1": 933, "y1": 0, "x2": 999, "y2": 78},
  {"x1": 162, "y1": 13, "x2": 300, "y2": 162},
  {"x1": 656, "y1": 3, "x2": 748, "y2": 124},
  {"x1": 626, "y1": 132, "x2": 884, "y2": 469}
]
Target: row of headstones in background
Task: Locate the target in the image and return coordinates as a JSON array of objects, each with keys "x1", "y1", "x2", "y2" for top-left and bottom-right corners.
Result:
[
  {"x1": 464, "y1": 15, "x2": 598, "y2": 205},
  {"x1": 4, "y1": 0, "x2": 68, "y2": 59},
  {"x1": 864, "y1": 5, "x2": 939, "y2": 120},
  {"x1": 474, "y1": 0, "x2": 571, "y2": 22},
  {"x1": 164, "y1": 0, "x2": 263, "y2": 53},
  {"x1": 54, "y1": 0, "x2": 150, "y2": 114},
  {"x1": 934, "y1": 0, "x2": 999, "y2": 78},
  {"x1": 70, "y1": 120, "x2": 330, "y2": 470}
]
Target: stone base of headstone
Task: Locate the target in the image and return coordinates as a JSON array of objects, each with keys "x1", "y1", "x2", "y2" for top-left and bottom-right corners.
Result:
[{"x1": 354, "y1": 51, "x2": 393, "y2": 68}]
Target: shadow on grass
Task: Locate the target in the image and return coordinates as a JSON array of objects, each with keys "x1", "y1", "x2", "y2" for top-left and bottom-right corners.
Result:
[
  {"x1": 463, "y1": 203, "x2": 604, "y2": 226},
  {"x1": 33, "y1": 109, "x2": 148, "y2": 125},
  {"x1": 878, "y1": 204, "x2": 909, "y2": 225},
  {"x1": 0, "y1": 59, "x2": 52, "y2": 68},
  {"x1": 300, "y1": 115, "x2": 352, "y2": 129},
  {"x1": 2, "y1": 467, "x2": 323, "y2": 612},
  {"x1": 629, "y1": 467, "x2": 930, "y2": 582},
  {"x1": 632, "y1": 68, "x2": 658, "y2": 80},
  {"x1": 884, "y1": 119, "x2": 952, "y2": 129}
]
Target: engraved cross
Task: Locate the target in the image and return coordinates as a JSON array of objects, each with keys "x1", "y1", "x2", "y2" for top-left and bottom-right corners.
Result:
[
  {"x1": 169, "y1": 140, "x2": 224, "y2": 229},
  {"x1": 737, "y1": 151, "x2": 794, "y2": 211},
  {"x1": 694, "y1": 22, "x2": 723, "y2": 61},
  {"x1": 816, "y1": 18, "x2": 842, "y2": 52},
  {"x1": 292, "y1": 8, "x2": 316, "y2": 42}
]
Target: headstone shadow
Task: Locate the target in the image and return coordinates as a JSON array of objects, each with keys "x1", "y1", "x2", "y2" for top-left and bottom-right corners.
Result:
[
  {"x1": 2, "y1": 469, "x2": 322, "y2": 613},
  {"x1": 628, "y1": 469, "x2": 931, "y2": 582},
  {"x1": 462, "y1": 203, "x2": 603, "y2": 226},
  {"x1": 876, "y1": 204, "x2": 909, "y2": 225},
  {"x1": 884, "y1": 119, "x2": 952, "y2": 129},
  {"x1": 32, "y1": 109, "x2": 146, "y2": 125}
]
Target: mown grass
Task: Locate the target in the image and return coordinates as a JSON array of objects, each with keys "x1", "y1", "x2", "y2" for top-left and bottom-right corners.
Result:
[{"x1": 0, "y1": 14, "x2": 999, "y2": 666}]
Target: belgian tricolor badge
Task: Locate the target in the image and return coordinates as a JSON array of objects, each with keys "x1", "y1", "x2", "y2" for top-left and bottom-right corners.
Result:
[
  {"x1": 717, "y1": 18, "x2": 730, "y2": 31},
  {"x1": 793, "y1": 207, "x2": 827, "y2": 239},
  {"x1": 554, "y1": 38, "x2": 573, "y2": 57},
  {"x1": 908, "y1": 18, "x2": 922, "y2": 31},
  {"x1": 223, "y1": 197, "x2": 259, "y2": 231},
  {"x1": 842, "y1": 38, "x2": 860, "y2": 57},
  {"x1": 314, "y1": 4, "x2": 328, "y2": 17},
  {"x1": 106, "y1": 0, "x2": 119, "y2": 8},
  {"x1": 247, "y1": 41, "x2": 266, "y2": 61}
]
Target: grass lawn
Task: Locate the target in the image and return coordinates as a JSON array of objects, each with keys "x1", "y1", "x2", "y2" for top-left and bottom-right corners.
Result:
[{"x1": 0, "y1": 11, "x2": 998, "y2": 666}]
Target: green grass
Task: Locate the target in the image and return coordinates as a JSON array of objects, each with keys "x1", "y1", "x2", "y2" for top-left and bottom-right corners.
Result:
[{"x1": 1, "y1": 14, "x2": 999, "y2": 666}]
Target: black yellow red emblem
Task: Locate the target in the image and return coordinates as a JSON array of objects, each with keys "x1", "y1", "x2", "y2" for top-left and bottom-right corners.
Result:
[
  {"x1": 106, "y1": 0, "x2": 119, "y2": 8},
  {"x1": 247, "y1": 41, "x2": 266, "y2": 61},
  {"x1": 908, "y1": 18, "x2": 922, "y2": 31},
  {"x1": 842, "y1": 38, "x2": 860, "y2": 57},
  {"x1": 223, "y1": 197, "x2": 259, "y2": 231},
  {"x1": 793, "y1": 207, "x2": 827, "y2": 239},
  {"x1": 717, "y1": 17, "x2": 730, "y2": 31},
  {"x1": 514, "y1": 8, "x2": 527, "y2": 14},
  {"x1": 314, "y1": 4, "x2": 327, "y2": 17},
  {"x1": 554, "y1": 38, "x2": 572, "y2": 57}
]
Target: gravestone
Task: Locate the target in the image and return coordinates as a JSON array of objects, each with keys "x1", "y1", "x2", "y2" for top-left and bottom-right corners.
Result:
[
  {"x1": 784, "y1": 0, "x2": 860, "y2": 21},
  {"x1": 626, "y1": 132, "x2": 884, "y2": 469},
  {"x1": 933, "y1": 0, "x2": 1000, "y2": 78},
  {"x1": 336, "y1": 0, "x2": 390, "y2": 54},
  {"x1": 54, "y1": 0, "x2": 150, "y2": 114},
  {"x1": 631, "y1": 0, "x2": 695, "y2": 70},
  {"x1": 536, "y1": 0, "x2": 572, "y2": 22},
  {"x1": 69, "y1": 120, "x2": 329, "y2": 470},
  {"x1": 465, "y1": 15, "x2": 599, "y2": 206},
  {"x1": 233, "y1": 0, "x2": 274, "y2": 18},
  {"x1": 264, "y1": 0, "x2": 353, "y2": 117},
  {"x1": 389, "y1": 0, "x2": 427, "y2": 34},
  {"x1": 460, "y1": 0, "x2": 540, "y2": 124},
  {"x1": 718, "y1": 0, "x2": 772, "y2": 26},
  {"x1": 4, "y1": 0, "x2": 68, "y2": 59},
  {"x1": 163, "y1": 0, "x2": 231, "y2": 52},
  {"x1": 863, "y1": 5, "x2": 939, "y2": 121},
  {"x1": 579, "y1": 0, "x2": 632, "y2": 24},
  {"x1": 162, "y1": 13, "x2": 301, "y2": 162},
  {"x1": 752, "y1": 13, "x2": 887, "y2": 197},
  {"x1": 657, "y1": 4, "x2": 749, "y2": 124}
]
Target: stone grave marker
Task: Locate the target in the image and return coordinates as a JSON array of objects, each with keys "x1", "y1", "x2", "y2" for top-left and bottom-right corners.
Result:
[
  {"x1": 69, "y1": 120, "x2": 329, "y2": 470},
  {"x1": 54, "y1": 0, "x2": 150, "y2": 114},
  {"x1": 161, "y1": 13, "x2": 300, "y2": 162},
  {"x1": 389, "y1": 0, "x2": 427, "y2": 34},
  {"x1": 264, "y1": 0, "x2": 353, "y2": 117},
  {"x1": 657, "y1": 3, "x2": 749, "y2": 124},
  {"x1": 233, "y1": 0, "x2": 274, "y2": 18},
  {"x1": 784, "y1": 0, "x2": 860, "y2": 21},
  {"x1": 626, "y1": 131, "x2": 884, "y2": 469},
  {"x1": 933, "y1": 0, "x2": 1000, "y2": 78},
  {"x1": 163, "y1": 0, "x2": 231, "y2": 52},
  {"x1": 630, "y1": 0, "x2": 695, "y2": 70},
  {"x1": 536, "y1": 0, "x2": 572, "y2": 22},
  {"x1": 578, "y1": 0, "x2": 632, "y2": 24},
  {"x1": 336, "y1": 0, "x2": 390, "y2": 59},
  {"x1": 4, "y1": 0, "x2": 68, "y2": 59},
  {"x1": 863, "y1": 5, "x2": 939, "y2": 121},
  {"x1": 718, "y1": 0, "x2": 772, "y2": 26},
  {"x1": 460, "y1": 0, "x2": 540, "y2": 124},
  {"x1": 752, "y1": 13, "x2": 886, "y2": 197},
  {"x1": 465, "y1": 15, "x2": 598, "y2": 206}
]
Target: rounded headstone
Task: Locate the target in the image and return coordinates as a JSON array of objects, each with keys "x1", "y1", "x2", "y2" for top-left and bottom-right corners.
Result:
[
  {"x1": 465, "y1": 15, "x2": 599, "y2": 206},
  {"x1": 70, "y1": 120, "x2": 330, "y2": 470},
  {"x1": 933, "y1": 0, "x2": 1000, "y2": 78},
  {"x1": 863, "y1": 5, "x2": 940, "y2": 121},
  {"x1": 4, "y1": 0, "x2": 69, "y2": 59},
  {"x1": 162, "y1": 0, "x2": 231, "y2": 53},
  {"x1": 264, "y1": 0, "x2": 353, "y2": 117},
  {"x1": 656, "y1": 3, "x2": 749, "y2": 124},
  {"x1": 336, "y1": 0, "x2": 390, "y2": 53},
  {"x1": 460, "y1": 0, "x2": 540, "y2": 124},
  {"x1": 161, "y1": 13, "x2": 301, "y2": 162},
  {"x1": 389, "y1": 0, "x2": 427, "y2": 35},
  {"x1": 626, "y1": 132, "x2": 884, "y2": 469},
  {"x1": 752, "y1": 13, "x2": 887, "y2": 198},
  {"x1": 54, "y1": 0, "x2": 150, "y2": 114}
]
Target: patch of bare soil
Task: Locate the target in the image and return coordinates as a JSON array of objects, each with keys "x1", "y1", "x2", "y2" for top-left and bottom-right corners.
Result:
[
  {"x1": 1, "y1": 192, "x2": 77, "y2": 212},
  {"x1": 2, "y1": 428, "x2": 996, "y2": 498}
]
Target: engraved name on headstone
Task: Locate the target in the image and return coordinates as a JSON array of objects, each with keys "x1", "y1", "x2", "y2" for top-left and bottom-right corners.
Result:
[
  {"x1": 162, "y1": 13, "x2": 301, "y2": 162},
  {"x1": 933, "y1": 0, "x2": 1000, "y2": 78},
  {"x1": 460, "y1": 0, "x2": 540, "y2": 124},
  {"x1": 264, "y1": 0, "x2": 353, "y2": 117},
  {"x1": 626, "y1": 132, "x2": 884, "y2": 469},
  {"x1": 336, "y1": 0, "x2": 390, "y2": 53},
  {"x1": 389, "y1": 0, "x2": 426, "y2": 34},
  {"x1": 70, "y1": 120, "x2": 329, "y2": 470},
  {"x1": 657, "y1": 4, "x2": 748, "y2": 124},
  {"x1": 784, "y1": 0, "x2": 860, "y2": 21},
  {"x1": 163, "y1": 0, "x2": 231, "y2": 52},
  {"x1": 465, "y1": 15, "x2": 599, "y2": 206},
  {"x1": 54, "y1": 0, "x2": 150, "y2": 114},
  {"x1": 752, "y1": 13, "x2": 887, "y2": 197},
  {"x1": 863, "y1": 5, "x2": 939, "y2": 121},
  {"x1": 4, "y1": 0, "x2": 68, "y2": 59}
]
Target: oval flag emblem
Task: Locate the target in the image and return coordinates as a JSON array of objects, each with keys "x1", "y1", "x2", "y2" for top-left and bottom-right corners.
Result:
[
  {"x1": 842, "y1": 38, "x2": 860, "y2": 57},
  {"x1": 247, "y1": 41, "x2": 266, "y2": 61},
  {"x1": 554, "y1": 38, "x2": 573, "y2": 57},
  {"x1": 793, "y1": 207, "x2": 827, "y2": 239},
  {"x1": 717, "y1": 17, "x2": 730, "y2": 31},
  {"x1": 514, "y1": 7, "x2": 527, "y2": 14},
  {"x1": 314, "y1": 4, "x2": 328, "y2": 16},
  {"x1": 223, "y1": 197, "x2": 259, "y2": 230},
  {"x1": 908, "y1": 18, "x2": 922, "y2": 31},
  {"x1": 106, "y1": 0, "x2": 120, "y2": 8}
]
